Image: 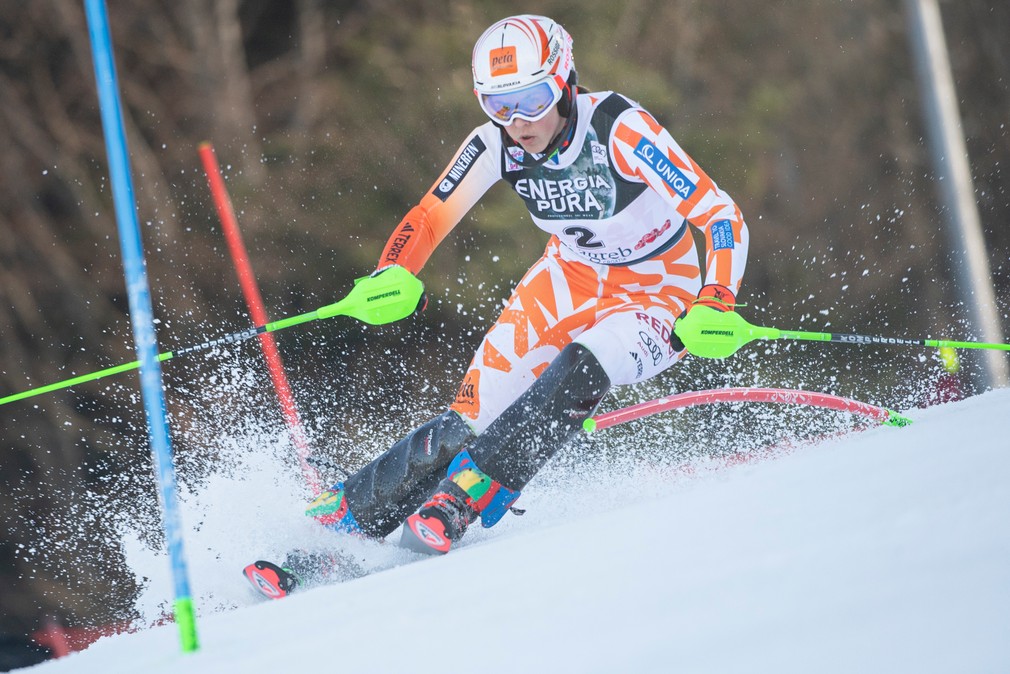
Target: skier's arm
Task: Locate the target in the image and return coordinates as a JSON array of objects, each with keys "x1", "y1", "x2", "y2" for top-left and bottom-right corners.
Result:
[
  {"x1": 378, "y1": 129, "x2": 501, "y2": 274},
  {"x1": 609, "y1": 108, "x2": 749, "y2": 303}
]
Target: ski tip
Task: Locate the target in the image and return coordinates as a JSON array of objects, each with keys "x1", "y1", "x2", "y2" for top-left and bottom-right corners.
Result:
[{"x1": 243, "y1": 560, "x2": 298, "y2": 600}]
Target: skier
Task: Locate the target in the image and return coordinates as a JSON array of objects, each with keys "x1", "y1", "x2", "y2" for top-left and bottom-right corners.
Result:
[{"x1": 289, "y1": 14, "x2": 749, "y2": 577}]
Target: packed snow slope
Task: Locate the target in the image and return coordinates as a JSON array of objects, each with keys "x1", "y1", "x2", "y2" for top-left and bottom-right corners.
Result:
[{"x1": 29, "y1": 389, "x2": 1010, "y2": 674}]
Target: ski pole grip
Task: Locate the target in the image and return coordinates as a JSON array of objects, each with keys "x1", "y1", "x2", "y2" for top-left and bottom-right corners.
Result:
[
  {"x1": 674, "y1": 306, "x2": 775, "y2": 359},
  {"x1": 318, "y1": 265, "x2": 425, "y2": 325}
]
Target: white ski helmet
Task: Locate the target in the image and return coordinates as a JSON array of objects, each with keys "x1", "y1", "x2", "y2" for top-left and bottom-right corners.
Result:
[{"x1": 472, "y1": 15, "x2": 576, "y2": 124}]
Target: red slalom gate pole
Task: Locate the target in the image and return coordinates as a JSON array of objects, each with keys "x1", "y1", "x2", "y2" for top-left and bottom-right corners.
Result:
[{"x1": 198, "y1": 142, "x2": 321, "y2": 494}]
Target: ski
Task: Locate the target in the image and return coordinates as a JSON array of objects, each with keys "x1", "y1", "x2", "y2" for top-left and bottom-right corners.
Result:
[{"x1": 242, "y1": 548, "x2": 369, "y2": 600}]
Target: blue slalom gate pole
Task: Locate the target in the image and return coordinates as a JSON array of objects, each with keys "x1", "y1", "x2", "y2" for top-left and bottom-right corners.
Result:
[{"x1": 84, "y1": 0, "x2": 198, "y2": 652}]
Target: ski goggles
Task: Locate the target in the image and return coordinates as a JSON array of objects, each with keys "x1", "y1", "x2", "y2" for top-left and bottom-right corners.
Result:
[{"x1": 478, "y1": 80, "x2": 562, "y2": 125}]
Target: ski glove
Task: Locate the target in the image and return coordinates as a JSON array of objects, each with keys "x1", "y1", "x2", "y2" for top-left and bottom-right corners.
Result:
[
  {"x1": 370, "y1": 265, "x2": 428, "y2": 314},
  {"x1": 321, "y1": 265, "x2": 425, "y2": 325},
  {"x1": 670, "y1": 284, "x2": 737, "y2": 352}
]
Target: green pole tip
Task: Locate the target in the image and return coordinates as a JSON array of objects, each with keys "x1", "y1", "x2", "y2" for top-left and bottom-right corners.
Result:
[
  {"x1": 582, "y1": 417, "x2": 597, "y2": 433},
  {"x1": 883, "y1": 410, "x2": 913, "y2": 427},
  {"x1": 174, "y1": 597, "x2": 199, "y2": 653}
]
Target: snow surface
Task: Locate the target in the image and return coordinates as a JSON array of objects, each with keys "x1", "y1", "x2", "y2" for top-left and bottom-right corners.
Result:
[{"x1": 27, "y1": 389, "x2": 1010, "y2": 674}]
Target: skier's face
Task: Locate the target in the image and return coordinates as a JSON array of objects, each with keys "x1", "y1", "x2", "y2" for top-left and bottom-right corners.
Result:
[{"x1": 503, "y1": 106, "x2": 566, "y2": 154}]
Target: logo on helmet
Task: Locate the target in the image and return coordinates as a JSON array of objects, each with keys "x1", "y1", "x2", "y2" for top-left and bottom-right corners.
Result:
[
  {"x1": 489, "y1": 46, "x2": 517, "y2": 76},
  {"x1": 546, "y1": 38, "x2": 561, "y2": 68}
]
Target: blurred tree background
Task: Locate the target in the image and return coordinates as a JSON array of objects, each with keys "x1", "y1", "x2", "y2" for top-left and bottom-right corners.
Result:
[{"x1": 0, "y1": 0, "x2": 1007, "y2": 650}]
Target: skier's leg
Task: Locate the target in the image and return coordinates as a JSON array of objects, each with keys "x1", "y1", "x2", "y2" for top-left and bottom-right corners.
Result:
[
  {"x1": 308, "y1": 246, "x2": 573, "y2": 540},
  {"x1": 449, "y1": 243, "x2": 604, "y2": 434},
  {"x1": 465, "y1": 341, "x2": 610, "y2": 487},
  {"x1": 402, "y1": 298, "x2": 689, "y2": 553},
  {"x1": 470, "y1": 299, "x2": 689, "y2": 487},
  {"x1": 401, "y1": 341, "x2": 611, "y2": 553},
  {"x1": 307, "y1": 409, "x2": 475, "y2": 539}
]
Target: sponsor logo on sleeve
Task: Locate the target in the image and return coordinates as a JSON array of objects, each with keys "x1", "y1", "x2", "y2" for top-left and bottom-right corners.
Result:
[
  {"x1": 711, "y1": 219, "x2": 735, "y2": 250},
  {"x1": 633, "y1": 138, "x2": 696, "y2": 200},
  {"x1": 432, "y1": 136, "x2": 487, "y2": 202},
  {"x1": 383, "y1": 222, "x2": 414, "y2": 265}
]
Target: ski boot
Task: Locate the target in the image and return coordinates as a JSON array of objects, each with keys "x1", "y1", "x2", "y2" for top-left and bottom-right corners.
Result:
[{"x1": 400, "y1": 450, "x2": 519, "y2": 555}]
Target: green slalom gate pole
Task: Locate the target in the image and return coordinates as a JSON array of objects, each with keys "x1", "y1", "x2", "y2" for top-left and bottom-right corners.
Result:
[
  {"x1": 674, "y1": 305, "x2": 1010, "y2": 360},
  {"x1": 0, "y1": 266, "x2": 424, "y2": 408}
]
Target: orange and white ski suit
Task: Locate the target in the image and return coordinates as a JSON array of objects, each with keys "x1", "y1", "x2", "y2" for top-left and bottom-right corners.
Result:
[{"x1": 379, "y1": 91, "x2": 749, "y2": 433}]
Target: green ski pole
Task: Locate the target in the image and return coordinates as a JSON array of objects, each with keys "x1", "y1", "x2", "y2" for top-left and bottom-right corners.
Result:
[
  {"x1": 674, "y1": 305, "x2": 1010, "y2": 359},
  {"x1": 1, "y1": 266, "x2": 424, "y2": 407}
]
